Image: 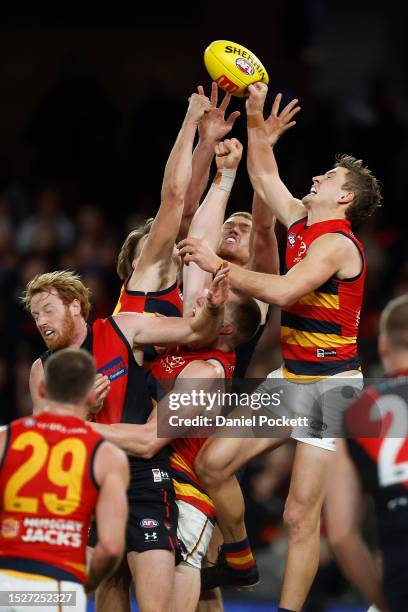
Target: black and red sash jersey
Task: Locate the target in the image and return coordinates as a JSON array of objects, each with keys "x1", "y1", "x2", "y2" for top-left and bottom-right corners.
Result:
[
  {"x1": 149, "y1": 347, "x2": 236, "y2": 518},
  {"x1": 282, "y1": 217, "x2": 366, "y2": 379},
  {"x1": 40, "y1": 318, "x2": 169, "y2": 468},
  {"x1": 346, "y1": 372, "x2": 408, "y2": 548},
  {"x1": 113, "y1": 279, "x2": 183, "y2": 318},
  {"x1": 0, "y1": 413, "x2": 103, "y2": 584}
]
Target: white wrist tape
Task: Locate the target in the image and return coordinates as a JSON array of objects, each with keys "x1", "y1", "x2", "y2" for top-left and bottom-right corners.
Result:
[{"x1": 213, "y1": 169, "x2": 237, "y2": 193}]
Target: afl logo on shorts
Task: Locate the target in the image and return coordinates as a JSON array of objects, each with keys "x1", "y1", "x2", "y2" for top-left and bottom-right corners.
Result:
[
  {"x1": 140, "y1": 518, "x2": 159, "y2": 529},
  {"x1": 235, "y1": 57, "x2": 255, "y2": 76}
]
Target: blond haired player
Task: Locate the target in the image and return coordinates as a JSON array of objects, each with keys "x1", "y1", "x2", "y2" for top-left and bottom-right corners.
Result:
[{"x1": 179, "y1": 82, "x2": 382, "y2": 611}]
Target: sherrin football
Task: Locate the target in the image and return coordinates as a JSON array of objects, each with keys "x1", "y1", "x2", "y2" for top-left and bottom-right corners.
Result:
[{"x1": 204, "y1": 40, "x2": 269, "y2": 98}]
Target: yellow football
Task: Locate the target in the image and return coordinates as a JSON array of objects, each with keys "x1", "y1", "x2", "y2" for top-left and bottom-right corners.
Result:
[{"x1": 204, "y1": 40, "x2": 269, "y2": 98}]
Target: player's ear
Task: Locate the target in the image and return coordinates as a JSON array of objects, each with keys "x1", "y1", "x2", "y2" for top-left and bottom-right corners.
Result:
[
  {"x1": 339, "y1": 191, "x2": 354, "y2": 205},
  {"x1": 38, "y1": 379, "x2": 46, "y2": 399},
  {"x1": 378, "y1": 332, "x2": 389, "y2": 361},
  {"x1": 70, "y1": 298, "x2": 81, "y2": 317}
]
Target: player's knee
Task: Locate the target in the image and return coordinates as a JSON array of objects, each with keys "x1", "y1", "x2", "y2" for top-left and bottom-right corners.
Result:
[
  {"x1": 194, "y1": 450, "x2": 221, "y2": 487},
  {"x1": 283, "y1": 494, "x2": 321, "y2": 539}
]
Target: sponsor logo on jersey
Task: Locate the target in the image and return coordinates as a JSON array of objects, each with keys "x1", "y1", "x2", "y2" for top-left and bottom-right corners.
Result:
[
  {"x1": 19, "y1": 518, "x2": 83, "y2": 548},
  {"x1": 144, "y1": 531, "x2": 158, "y2": 542},
  {"x1": 235, "y1": 57, "x2": 255, "y2": 76},
  {"x1": 288, "y1": 233, "x2": 296, "y2": 248},
  {"x1": 23, "y1": 418, "x2": 36, "y2": 428},
  {"x1": 215, "y1": 75, "x2": 240, "y2": 94},
  {"x1": 98, "y1": 356, "x2": 127, "y2": 382},
  {"x1": 140, "y1": 518, "x2": 159, "y2": 529},
  {"x1": 152, "y1": 469, "x2": 170, "y2": 483},
  {"x1": 316, "y1": 348, "x2": 337, "y2": 358},
  {"x1": 1, "y1": 517, "x2": 20, "y2": 539}
]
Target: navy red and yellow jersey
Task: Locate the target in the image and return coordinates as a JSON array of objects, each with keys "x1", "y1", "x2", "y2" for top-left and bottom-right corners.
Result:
[
  {"x1": 0, "y1": 412, "x2": 103, "y2": 584},
  {"x1": 113, "y1": 279, "x2": 183, "y2": 318},
  {"x1": 281, "y1": 217, "x2": 365, "y2": 379},
  {"x1": 346, "y1": 372, "x2": 408, "y2": 548},
  {"x1": 149, "y1": 347, "x2": 236, "y2": 518}
]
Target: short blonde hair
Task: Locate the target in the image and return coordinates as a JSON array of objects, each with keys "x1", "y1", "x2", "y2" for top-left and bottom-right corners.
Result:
[
  {"x1": 21, "y1": 271, "x2": 91, "y2": 320},
  {"x1": 379, "y1": 294, "x2": 408, "y2": 351},
  {"x1": 117, "y1": 218, "x2": 154, "y2": 281},
  {"x1": 225, "y1": 211, "x2": 252, "y2": 223}
]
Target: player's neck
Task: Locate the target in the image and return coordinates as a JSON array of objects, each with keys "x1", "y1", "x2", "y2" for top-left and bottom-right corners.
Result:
[
  {"x1": 384, "y1": 354, "x2": 408, "y2": 376},
  {"x1": 42, "y1": 402, "x2": 87, "y2": 420},
  {"x1": 69, "y1": 319, "x2": 88, "y2": 348},
  {"x1": 214, "y1": 337, "x2": 233, "y2": 353},
  {"x1": 307, "y1": 208, "x2": 346, "y2": 226}
]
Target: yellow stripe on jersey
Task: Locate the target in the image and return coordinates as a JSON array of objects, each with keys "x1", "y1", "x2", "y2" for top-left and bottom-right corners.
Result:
[
  {"x1": 112, "y1": 287, "x2": 125, "y2": 315},
  {"x1": 170, "y1": 452, "x2": 196, "y2": 479},
  {"x1": 65, "y1": 561, "x2": 86, "y2": 573},
  {"x1": 281, "y1": 327, "x2": 356, "y2": 348},
  {"x1": 298, "y1": 292, "x2": 339, "y2": 310},
  {"x1": 0, "y1": 569, "x2": 54, "y2": 582},
  {"x1": 173, "y1": 480, "x2": 215, "y2": 510},
  {"x1": 282, "y1": 364, "x2": 362, "y2": 383}
]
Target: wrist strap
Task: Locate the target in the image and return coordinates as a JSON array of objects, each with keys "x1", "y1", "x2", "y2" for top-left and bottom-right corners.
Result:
[
  {"x1": 247, "y1": 113, "x2": 264, "y2": 128},
  {"x1": 213, "y1": 168, "x2": 236, "y2": 193}
]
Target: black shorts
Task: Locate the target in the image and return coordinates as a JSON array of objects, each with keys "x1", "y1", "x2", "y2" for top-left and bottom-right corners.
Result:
[
  {"x1": 383, "y1": 545, "x2": 408, "y2": 611},
  {"x1": 89, "y1": 464, "x2": 180, "y2": 554}
]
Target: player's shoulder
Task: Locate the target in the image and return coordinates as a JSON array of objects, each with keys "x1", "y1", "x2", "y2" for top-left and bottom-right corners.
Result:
[
  {"x1": 93, "y1": 439, "x2": 129, "y2": 480},
  {"x1": 178, "y1": 358, "x2": 225, "y2": 379}
]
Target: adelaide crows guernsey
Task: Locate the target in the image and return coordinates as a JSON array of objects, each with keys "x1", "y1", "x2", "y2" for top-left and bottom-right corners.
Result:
[
  {"x1": 282, "y1": 217, "x2": 365, "y2": 379},
  {"x1": 0, "y1": 413, "x2": 103, "y2": 584}
]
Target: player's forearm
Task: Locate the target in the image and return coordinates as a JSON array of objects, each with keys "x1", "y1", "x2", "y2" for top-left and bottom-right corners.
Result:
[
  {"x1": 247, "y1": 115, "x2": 279, "y2": 188},
  {"x1": 249, "y1": 191, "x2": 279, "y2": 274},
  {"x1": 86, "y1": 543, "x2": 122, "y2": 593},
  {"x1": 333, "y1": 536, "x2": 387, "y2": 609},
  {"x1": 161, "y1": 118, "x2": 197, "y2": 203},
  {"x1": 226, "y1": 262, "x2": 290, "y2": 306},
  {"x1": 90, "y1": 422, "x2": 160, "y2": 457},
  {"x1": 179, "y1": 140, "x2": 215, "y2": 240}
]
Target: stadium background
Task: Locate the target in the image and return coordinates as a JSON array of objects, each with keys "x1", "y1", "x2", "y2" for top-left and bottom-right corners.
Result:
[{"x1": 0, "y1": 1, "x2": 406, "y2": 609}]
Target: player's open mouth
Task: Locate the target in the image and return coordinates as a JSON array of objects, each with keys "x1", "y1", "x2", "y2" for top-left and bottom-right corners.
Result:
[
  {"x1": 310, "y1": 186, "x2": 317, "y2": 194},
  {"x1": 44, "y1": 330, "x2": 55, "y2": 339},
  {"x1": 224, "y1": 236, "x2": 237, "y2": 244}
]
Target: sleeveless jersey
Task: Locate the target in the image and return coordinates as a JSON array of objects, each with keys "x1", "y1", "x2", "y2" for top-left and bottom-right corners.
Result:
[
  {"x1": 113, "y1": 279, "x2": 183, "y2": 365},
  {"x1": 149, "y1": 347, "x2": 236, "y2": 518},
  {"x1": 346, "y1": 372, "x2": 408, "y2": 549},
  {"x1": 40, "y1": 318, "x2": 169, "y2": 468},
  {"x1": 0, "y1": 413, "x2": 103, "y2": 584},
  {"x1": 113, "y1": 279, "x2": 183, "y2": 318},
  {"x1": 282, "y1": 217, "x2": 365, "y2": 379}
]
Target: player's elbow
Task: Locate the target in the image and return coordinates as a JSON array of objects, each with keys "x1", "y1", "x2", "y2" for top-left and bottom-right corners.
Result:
[
  {"x1": 97, "y1": 536, "x2": 124, "y2": 562},
  {"x1": 161, "y1": 182, "x2": 185, "y2": 206}
]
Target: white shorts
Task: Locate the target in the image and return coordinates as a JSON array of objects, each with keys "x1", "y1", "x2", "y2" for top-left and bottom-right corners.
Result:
[
  {"x1": 0, "y1": 571, "x2": 86, "y2": 612},
  {"x1": 267, "y1": 366, "x2": 364, "y2": 452},
  {"x1": 177, "y1": 500, "x2": 214, "y2": 569}
]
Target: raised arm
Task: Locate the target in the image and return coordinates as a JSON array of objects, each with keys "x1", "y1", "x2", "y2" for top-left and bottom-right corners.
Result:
[
  {"x1": 179, "y1": 233, "x2": 360, "y2": 307},
  {"x1": 179, "y1": 83, "x2": 241, "y2": 241},
  {"x1": 183, "y1": 138, "x2": 243, "y2": 315},
  {"x1": 246, "y1": 83, "x2": 306, "y2": 228},
  {"x1": 128, "y1": 92, "x2": 211, "y2": 291}
]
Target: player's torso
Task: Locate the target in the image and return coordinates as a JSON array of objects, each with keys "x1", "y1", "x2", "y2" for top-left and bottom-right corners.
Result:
[
  {"x1": 347, "y1": 374, "x2": 408, "y2": 547},
  {"x1": 282, "y1": 217, "x2": 366, "y2": 379},
  {"x1": 149, "y1": 347, "x2": 236, "y2": 518},
  {"x1": 0, "y1": 413, "x2": 102, "y2": 584}
]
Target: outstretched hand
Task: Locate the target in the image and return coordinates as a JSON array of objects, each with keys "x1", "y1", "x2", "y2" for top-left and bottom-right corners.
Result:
[
  {"x1": 186, "y1": 92, "x2": 212, "y2": 124},
  {"x1": 197, "y1": 82, "x2": 240, "y2": 143},
  {"x1": 177, "y1": 237, "x2": 222, "y2": 274},
  {"x1": 265, "y1": 93, "x2": 301, "y2": 146},
  {"x1": 206, "y1": 262, "x2": 230, "y2": 308},
  {"x1": 215, "y1": 137, "x2": 243, "y2": 171}
]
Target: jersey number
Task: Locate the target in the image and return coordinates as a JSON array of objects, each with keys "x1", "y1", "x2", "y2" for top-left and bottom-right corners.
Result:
[
  {"x1": 4, "y1": 431, "x2": 86, "y2": 515},
  {"x1": 373, "y1": 395, "x2": 408, "y2": 487}
]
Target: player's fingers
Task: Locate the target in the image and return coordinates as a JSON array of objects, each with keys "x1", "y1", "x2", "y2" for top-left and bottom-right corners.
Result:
[
  {"x1": 281, "y1": 121, "x2": 297, "y2": 132},
  {"x1": 284, "y1": 106, "x2": 301, "y2": 122},
  {"x1": 226, "y1": 110, "x2": 241, "y2": 126},
  {"x1": 197, "y1": 85, "x2": 205, "y2": 96},
  {"x1": 219, "y1": 90, "x2": 232, "y2": 112},
  {"x1": 281, "y1": 98, "x2": 299, "y2": 117},
  {"x1": 211, "y1": 82, "x2": 218, "y2": 106},
  {"x1": 271, "y1": 92, "x2": 282, "y2": 116}
]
